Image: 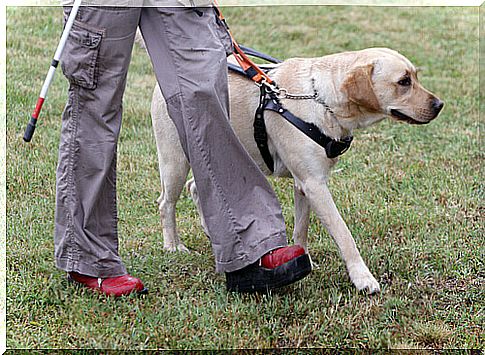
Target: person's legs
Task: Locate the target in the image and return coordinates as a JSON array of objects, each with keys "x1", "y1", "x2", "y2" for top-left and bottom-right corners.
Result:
[
  {"x1": 55, "y1": 7, "x2": 142, "y2": 282},
  {"x1": 139, "y1": 7, "x2": 289, "y2": 274}
]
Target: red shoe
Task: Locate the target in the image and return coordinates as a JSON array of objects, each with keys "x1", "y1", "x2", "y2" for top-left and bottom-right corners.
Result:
[
  {"x1": 226, "y1": 245, "x2": 311, "y2": 293},
  {"x1": 68, "y1": 272, "x2": 148, "y2": 297}
]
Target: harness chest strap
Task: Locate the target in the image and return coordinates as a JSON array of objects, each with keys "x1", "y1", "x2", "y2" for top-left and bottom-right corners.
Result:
[
  {"x1": 264, "y1": 97, "x2": 354, "y2": 159},
  {"x1": 253, "y1": 85, "x2": 275, "y2": 172}
]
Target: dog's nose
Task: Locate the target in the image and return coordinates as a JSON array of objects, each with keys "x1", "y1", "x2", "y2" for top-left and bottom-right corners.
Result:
[{"x1": 432, "y1": 98, "x2": 444, "y2": 114}]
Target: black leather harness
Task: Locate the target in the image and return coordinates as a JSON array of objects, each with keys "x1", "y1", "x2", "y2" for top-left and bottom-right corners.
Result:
[
  {"x1": 228, "y1": 51, "x2": 353, "y2": 173},
  {"x1": 253, "y1": 84, "x2": 353, "y2": 173}
]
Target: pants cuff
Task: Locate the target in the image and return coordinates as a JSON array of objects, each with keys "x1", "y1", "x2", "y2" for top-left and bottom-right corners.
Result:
[
  {"x1": 215, "y1": 233, "x2": 287, "y2": 273},
  {"x1": 56, "y1": 258, "x2": 128, "y2": 279}
]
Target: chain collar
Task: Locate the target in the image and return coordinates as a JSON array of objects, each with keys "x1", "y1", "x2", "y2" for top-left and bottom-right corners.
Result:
[
  {"x1": 259, "y1": 78, "x2": 338, "y2": 122},
  {"x1": 259, "y1": 78, "x2": 348, "y2": 141}
]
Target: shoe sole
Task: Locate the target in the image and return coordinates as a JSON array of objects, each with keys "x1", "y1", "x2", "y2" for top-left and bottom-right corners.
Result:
[{"x1": 226, "y1": 253, "x2": 312, "y2": 293}]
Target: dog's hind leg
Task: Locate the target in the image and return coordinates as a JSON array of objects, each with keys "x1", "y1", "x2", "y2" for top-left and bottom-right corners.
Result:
[
  {"x1": 152, "y1": 85, "x2": 190, "y2": 253},
  {"x1": 157, "y1": 165, "x2": 190, "y2": 253}
]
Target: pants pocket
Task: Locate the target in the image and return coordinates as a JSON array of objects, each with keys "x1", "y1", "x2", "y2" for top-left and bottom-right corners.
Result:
[{"x1": 60, "y1": 20, "x2": 104, "y2": 90}]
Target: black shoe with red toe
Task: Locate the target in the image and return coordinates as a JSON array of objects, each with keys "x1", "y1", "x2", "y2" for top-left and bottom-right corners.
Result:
[{"x1": 226, "y1": 245, "x2": 311, "y2": 293}]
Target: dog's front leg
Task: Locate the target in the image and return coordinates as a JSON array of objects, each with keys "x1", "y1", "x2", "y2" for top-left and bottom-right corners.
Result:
[
  {"x1": 303, "y1": 179, "x2": 380, "y2": 294},
  {"x1": 293, "y1": 180, "x2": 311, "y2": 252}
]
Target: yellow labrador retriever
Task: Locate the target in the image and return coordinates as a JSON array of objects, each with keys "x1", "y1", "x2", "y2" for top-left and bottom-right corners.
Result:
[{"x1": 151, "y1": 48, "x2": 444, "y2": 294}]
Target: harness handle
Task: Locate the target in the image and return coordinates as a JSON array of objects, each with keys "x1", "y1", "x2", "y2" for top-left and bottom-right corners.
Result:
[{"x1": 213, "y1": 0, "x2": 276, "y2": 86}]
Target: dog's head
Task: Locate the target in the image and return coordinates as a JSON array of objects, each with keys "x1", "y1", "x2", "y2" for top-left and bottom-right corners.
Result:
[{"x1": 340, "y1": 48, "x2": 444, "y2": 125}]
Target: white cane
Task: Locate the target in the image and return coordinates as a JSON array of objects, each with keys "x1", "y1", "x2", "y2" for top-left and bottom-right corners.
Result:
[{"x1": 23, "y1": 0, "x2": 83, "y2": 142}]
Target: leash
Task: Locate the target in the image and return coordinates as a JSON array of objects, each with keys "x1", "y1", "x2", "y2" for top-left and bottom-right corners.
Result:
[
  {"x1": 23, "y1": 0, "x2": 83, "y2": 142},
  {"x1": 238, "y1": 45, "x2": 282, "y2": 64},
  {"x1": 213, "y1": 0, "x2": 277, "y2": 89}
]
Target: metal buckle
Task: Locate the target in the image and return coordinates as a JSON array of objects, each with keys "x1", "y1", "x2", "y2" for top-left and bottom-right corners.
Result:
[
  {"x1": 260, "y1": 78, "x2": 280, "y2": 95},
  {"x1": 276, "y1": 88, "x2": 288, "y2": 99}
]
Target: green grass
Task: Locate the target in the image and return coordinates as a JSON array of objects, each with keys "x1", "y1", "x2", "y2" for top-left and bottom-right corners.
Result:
[{"x1": 6, "y1": 5, "x2": 484, "y2": 350}]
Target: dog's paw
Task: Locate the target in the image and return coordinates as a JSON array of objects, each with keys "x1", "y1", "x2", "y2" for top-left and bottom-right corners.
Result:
[
  {"x1": 163, "y1": 243, "x2": 190, "y2": 253},
  {"x1": 349, "y1": 267, "x2": 380, "y2": 294}
]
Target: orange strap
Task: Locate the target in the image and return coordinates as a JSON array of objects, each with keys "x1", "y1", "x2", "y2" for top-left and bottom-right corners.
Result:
[{"x1": 213, "y1": 0, "x2": 275, "y2": 85}]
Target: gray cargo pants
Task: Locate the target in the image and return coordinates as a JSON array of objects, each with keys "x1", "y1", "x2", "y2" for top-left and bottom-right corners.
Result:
[{"x1": 54, "y1": 6, "x2": 287, "y2": 277}]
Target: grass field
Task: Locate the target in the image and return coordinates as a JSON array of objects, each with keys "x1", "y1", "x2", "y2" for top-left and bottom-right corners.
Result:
[{"x1": 6, "y1": 5, "x2": 484, "y2": 350}]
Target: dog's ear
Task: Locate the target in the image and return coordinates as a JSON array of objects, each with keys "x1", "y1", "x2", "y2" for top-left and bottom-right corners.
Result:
[{"x1": 340, "y1": 64, "x2": 380, "y2": 112}]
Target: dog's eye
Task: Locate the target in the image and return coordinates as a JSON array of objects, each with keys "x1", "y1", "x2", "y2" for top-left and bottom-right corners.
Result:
[{"x1": 398, "y1": 77, "x2": 412, "y2": 86}]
